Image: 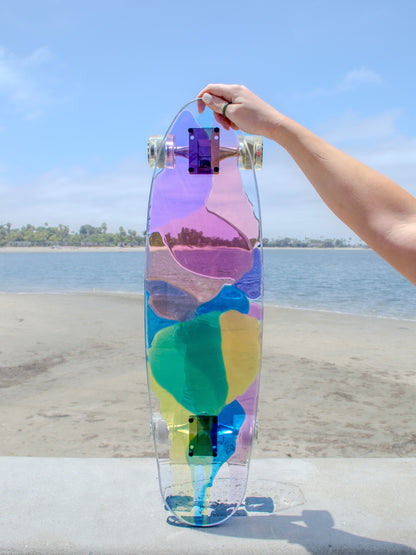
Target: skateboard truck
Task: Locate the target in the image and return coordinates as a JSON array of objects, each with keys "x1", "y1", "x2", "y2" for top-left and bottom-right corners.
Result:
[
  {"x1": 188, "y1": 415, "x2": 218, "y2": 458},
  {"x1": 188, "y1": 127, "x2": 220, "y2": 174},
  {"x1": 148, "y1": 132, "x2": 263, "y2": 171}
]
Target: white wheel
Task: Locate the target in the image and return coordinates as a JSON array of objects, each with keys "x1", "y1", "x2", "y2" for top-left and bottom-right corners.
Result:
[
  {"x1": 152, "y1": 415, "x2": 169, "y2": 444},
  {"x1": 148, "y1": 134, "x2": 176, "y2": 169},
  {"x1": 148, "y1": 135, "x2": 163, "y2": 168},
  {"x1": 238, "y1": 135, "x2": 263, "y2": 170}
]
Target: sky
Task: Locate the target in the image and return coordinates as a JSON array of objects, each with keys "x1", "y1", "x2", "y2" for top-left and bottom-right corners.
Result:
[{"x1": 1, "y1": 0, "x2": 416, "y2": 240}]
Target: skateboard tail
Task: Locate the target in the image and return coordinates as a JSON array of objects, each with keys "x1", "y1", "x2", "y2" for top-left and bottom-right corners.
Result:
[{"x1": 163, "y1": 466, "x2": 249, "y2": 526}]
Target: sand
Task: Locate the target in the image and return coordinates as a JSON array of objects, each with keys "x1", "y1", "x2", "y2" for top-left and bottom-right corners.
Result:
[{"x1": 1, "y1": 293, "x2": 416, "y2": 458}]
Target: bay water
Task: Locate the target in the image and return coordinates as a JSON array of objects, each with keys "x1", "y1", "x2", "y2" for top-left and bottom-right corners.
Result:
[{"x1": 0, "y1": 249, "x2": 415, "y2": 320}]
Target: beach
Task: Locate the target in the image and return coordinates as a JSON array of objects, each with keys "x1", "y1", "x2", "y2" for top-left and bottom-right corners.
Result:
[{"x1": 1, "y1": 292, "x2": 416, "y2": 458}]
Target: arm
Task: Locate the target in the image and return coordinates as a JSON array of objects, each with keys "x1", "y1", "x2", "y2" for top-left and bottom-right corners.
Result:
[{"x1": 199, "y1": 84, "x2": 416, "y2": 285}]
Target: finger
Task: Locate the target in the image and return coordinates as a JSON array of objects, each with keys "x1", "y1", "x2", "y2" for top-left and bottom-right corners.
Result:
[
  {"x1": 201, "y1": 93, "x2": 230, "y2": 116},
  {"x1": 199, "y1": 84, "x2": 235, "y2": 102},
  {"x1": 228, "y1": 120, "x2": 239, "y2": 131},
  {"x1": 201, "y1": 94, "x2": 241, "y2": 130},
  {"x1": 213, "y1": 111, "x2": 230, "y2": 130},
  {"x1": 197, "y1": 93, "x2": 222, "y2": 114},
  {"x1": 213, "y1": 111, "x2": 240, "y2": 131},
  {"x1": 197, "y1": 97, "x2": 206, "y2": 114},
  {"x1": 198, "y1": 86, "x2": 241, "y2": 130}
]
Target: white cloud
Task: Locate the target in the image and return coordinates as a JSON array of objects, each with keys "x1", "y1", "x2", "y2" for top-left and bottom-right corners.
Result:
[
  {"x1": 338, "y1": 68, "x2": 383, "y2": 91},
  {"x1": 25, "y1": 46, "x2": 54, "y2": 67},
  {"x1": 256, "y1": 109, "x2": 416, "y2": 240},
  {"x1": 258, "y1": 145, "x2": 357, "y2": 240},
  {"x1": 318, "y1": 110, "x2": 400, "y2": 145},
  {"x1": 0, "y1": 45, "x2": 54, "y2": 115},
  {"x1": 350, "y1": 137, "x2": 416, "y2": 193},
  {"x1": 316, "y1": 110, "x2": 416, "y2": 194},
  {"x1": 3, "y1": 107, "x2": 416, "y2": 243},
  {"x1": 300, "y1": 67, "x2": 383, "y2": 99},
  {"x1": 1, "y1": 157, "x2": 152, "y2": 233}
]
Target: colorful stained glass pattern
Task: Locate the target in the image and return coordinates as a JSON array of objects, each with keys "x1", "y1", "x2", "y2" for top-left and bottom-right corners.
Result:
[{"x1": 145, "y1": 101, "x2": 262, "y2": 526}]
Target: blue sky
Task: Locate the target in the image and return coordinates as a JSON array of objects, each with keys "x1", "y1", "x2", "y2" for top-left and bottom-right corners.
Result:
[{"x1": 1, "y1": 0, "x2": 416, "y2": 240}]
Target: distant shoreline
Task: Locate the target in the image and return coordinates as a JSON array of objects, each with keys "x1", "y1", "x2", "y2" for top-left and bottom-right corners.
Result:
[
  {"x1": 0, "y1": 245, "x2": 368, "y2": 253},
  {"x1": 0, "y1": 246, "x2": 146, "y2": 253}
]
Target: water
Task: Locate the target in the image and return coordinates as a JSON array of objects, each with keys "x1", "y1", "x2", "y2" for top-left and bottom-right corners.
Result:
[
  {"x1": 1, "y1": 249, "x2": 415, "y2": 320},
  {"x1": 263, "y1": 249, "x2": 416, "y2": 320},
  {"x1": 0, "y1": 251, "x2": 144, "y2": 295}
]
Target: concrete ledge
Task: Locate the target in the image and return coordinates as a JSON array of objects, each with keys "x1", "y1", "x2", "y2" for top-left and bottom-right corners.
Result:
[{"x1": 0, "y1": 457, "x2": 415, "y2": 553}]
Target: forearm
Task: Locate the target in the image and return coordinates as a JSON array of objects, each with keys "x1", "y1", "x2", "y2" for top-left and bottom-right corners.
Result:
[
  {"x1": 199, "y1": 84, "x2": 416, "y2": 284},
  {"x1": 273, "y1": 116, "x2": 416, "y2": 284}
]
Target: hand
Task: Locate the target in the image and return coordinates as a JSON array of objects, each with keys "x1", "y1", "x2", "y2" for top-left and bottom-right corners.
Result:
[{"x1": 198, "y1": 84, "x2": 282, "y2": 140}]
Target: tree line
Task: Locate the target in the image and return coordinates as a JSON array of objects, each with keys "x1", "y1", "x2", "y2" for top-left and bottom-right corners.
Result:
[
  {"x1": 0, "y1": 223, "x2": 145, "y2": 247},
  {"x1": 263, "y1": 236, "x2": 366, "y2": 248},
  {"x1": 0, "y1": 223, "x2": 366, "y2": 248}
]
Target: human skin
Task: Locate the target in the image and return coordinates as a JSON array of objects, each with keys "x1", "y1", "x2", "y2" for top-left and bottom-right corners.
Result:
[{"x1": 198, "y1": 84, "x2": 416, "y2": 285}]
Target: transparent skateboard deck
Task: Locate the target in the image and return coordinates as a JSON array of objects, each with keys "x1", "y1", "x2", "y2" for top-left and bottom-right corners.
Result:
[{"x1": 145, "y1": 100, "x2": 263, "y2": 526}]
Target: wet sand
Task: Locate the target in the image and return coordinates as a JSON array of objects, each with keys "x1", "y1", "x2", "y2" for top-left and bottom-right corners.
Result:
[{"x1": 1, "y1": 293, "x2": 415, "y2": 458}]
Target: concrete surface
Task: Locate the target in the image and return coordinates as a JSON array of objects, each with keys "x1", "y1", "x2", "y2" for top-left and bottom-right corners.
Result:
[{"x1": 0, "y1": 457, "x2": 415, "y2": 554}]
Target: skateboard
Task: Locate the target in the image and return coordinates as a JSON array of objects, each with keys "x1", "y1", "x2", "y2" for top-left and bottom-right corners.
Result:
[{"x1": 145, "y1": 99, "x2": 263, "y2": 526}]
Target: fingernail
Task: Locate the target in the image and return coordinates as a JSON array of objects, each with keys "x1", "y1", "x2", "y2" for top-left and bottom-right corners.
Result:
[{"x1": 202, "y1": 93, "x2": 212, "y2": 104}]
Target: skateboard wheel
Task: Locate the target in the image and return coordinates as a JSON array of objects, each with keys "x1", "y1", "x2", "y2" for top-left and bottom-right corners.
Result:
[
  {"x1": 152, "y1": 415, "x2": 169, "y2": 444},
  {"x1": 148, "y1": 134, "x2": 176, "y2": 169},
  {"x1": 238, "y1": 135, "x2": 263, "y2": 170},
  {"x1": 148, "y1": 135, "x2": 162, "y2": 168}
]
